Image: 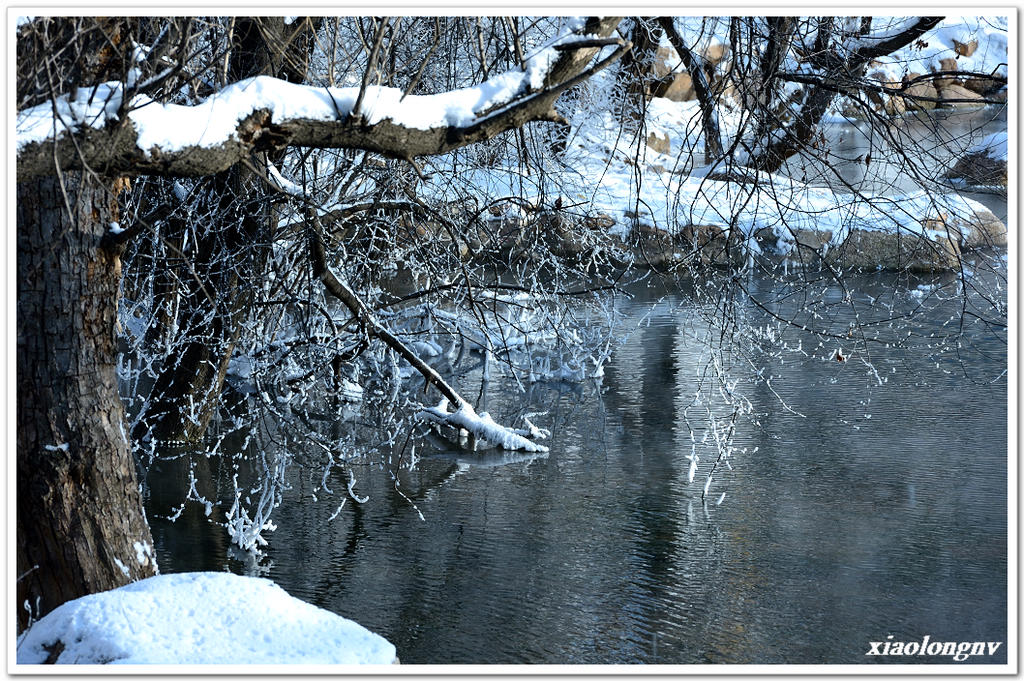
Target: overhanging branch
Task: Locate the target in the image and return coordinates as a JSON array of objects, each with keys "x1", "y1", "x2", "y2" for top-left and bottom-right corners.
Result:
[{"x1": 17, "y1": 17, "x2": 625, "y2": 182}]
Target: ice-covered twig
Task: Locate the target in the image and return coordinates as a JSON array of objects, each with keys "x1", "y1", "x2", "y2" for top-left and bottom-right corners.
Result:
[{"x1": 516, "y1": 412, "x2": 551, "y2": 440}]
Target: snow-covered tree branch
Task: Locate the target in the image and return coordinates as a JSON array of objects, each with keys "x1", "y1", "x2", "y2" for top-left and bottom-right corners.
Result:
[{"x1": 16, "y1": 17, "x2": 624, "y2": 181}]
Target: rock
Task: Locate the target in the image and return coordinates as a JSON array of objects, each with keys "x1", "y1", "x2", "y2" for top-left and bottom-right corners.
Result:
[
  {"x1": 702, "y1": 42, "x2": 729, "y2": 65},
  {"x1": 827, "y1": 229, "x2": 961, "y2": 272},
  {"x1": 652, "y1": 72, "x2": 695, "y2": 101},
  {"x1": 884, "y1": 94, "x2": 907, "y2": 117},
  {"x1": 866, "y1": 72, "x2": 907, "y2": 116},
  {"x1": 584, "y1": 213, "x2": 616, "y2": 230},
  {"x1": 946, "y1": 151, "x2": 1008, "y2": 187},
  {"x1": 962, "y1": 75, "x2": 1004, "y2": 96},
  {"x1": 902, "y1": 73, "x2": 938, "y2": 111},
  {"x1": 811, "y1": 228, "x2": 962, "y2": 270},
  {"x1": 760, "y1": 227, "x2": 963, "y2": 272},
  {"x1": 953, "y1": 38, "x2": 978, "y2": 57},
  {"x1": 933, "y1": 59, "x2": 960, "y2": 90},
  {"x1": 681, "y1": 223, "x2": 750, "y2": 267},
  {"x1": 647, "y1": 130, "x2": 671, "y2": 155},
  {"x1": 626, "y1": 222, "x2": 746, "y2": 269},
  {"x1": 937, "y1": 83, "x2": 986, "y2": 109},
  {"x1": 945, "y1": 208, "x2": 1008, "y2": 248},
  {"x1": 630, "y1": 223, "x2": 688, "y2": 268}
]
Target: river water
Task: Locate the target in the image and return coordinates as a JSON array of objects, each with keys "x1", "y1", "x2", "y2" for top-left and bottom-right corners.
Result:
[
  {"x1": 144, "y1": 109, "x2": 1008, "y2": 665},
  {"x1": 146, "y1": 267, "x2": 1007, "y2": 665}
]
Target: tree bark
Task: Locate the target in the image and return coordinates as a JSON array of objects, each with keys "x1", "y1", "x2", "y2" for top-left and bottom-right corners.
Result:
[{"x1": 17, "y1": 172, "x2": 157, "y2": 632}]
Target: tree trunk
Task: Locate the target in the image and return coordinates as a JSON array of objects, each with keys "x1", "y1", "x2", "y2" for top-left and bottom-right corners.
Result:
[
  {"x1": 17, "y1": 173, "x2": 157, "y2": 632},
  {"x1": 618, "y1": 18, "x2": 663, "y2": 124}
]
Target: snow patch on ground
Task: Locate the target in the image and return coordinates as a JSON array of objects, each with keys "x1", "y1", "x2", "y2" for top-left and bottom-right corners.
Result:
[{"x1": 16, "y1": 572, "x2": 396, "y2": 665}]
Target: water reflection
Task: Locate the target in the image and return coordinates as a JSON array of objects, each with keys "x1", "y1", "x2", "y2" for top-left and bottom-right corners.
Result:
[{"x1": 147, "y1": 271, "x2": 1007, "y2": 664}]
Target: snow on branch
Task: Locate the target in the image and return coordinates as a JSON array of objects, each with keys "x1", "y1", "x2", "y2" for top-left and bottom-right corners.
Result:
[
  {"x1": 843, "y1": 16, "x2": 944, "y2": 58},
  {"x1": 16, "y1": 17, "x2": 624, "y2": 182},
  {"x1": 418, "y1": 399, "x2": 550, "y2": 453},
  {"x1": 302, "y1": 209, "x2": 549, "y2": 454}
]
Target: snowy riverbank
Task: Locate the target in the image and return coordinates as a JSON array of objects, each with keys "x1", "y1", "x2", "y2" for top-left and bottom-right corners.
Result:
[{"x1": 16, "y1": 572, "x2": 397, "y2": 665}]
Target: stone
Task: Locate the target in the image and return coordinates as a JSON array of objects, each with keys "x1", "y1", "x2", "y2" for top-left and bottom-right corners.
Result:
[
  {"x1": 584, "y1": 213, "x2": 616, "y2": 230},
  {"x1": 677, "y1": 223, "x2": 744, "y2": 267},
  {"x1": 647, "y1": 130, "x2": 671, "y2": 155},
  {"x1": 825, "y1": 229, "x2": 961, "y2": 272},
  {"x1": 865, "y1": 73, "x2": 907, "y2": 116},
  {"x1": 901, "y1": 73, "x2": 938, "y2": 111},
  {"x1": 702, "y1": 42, "x2": 729, "y2": 65},
  {"x1": 937, "y1": 83, "x2": 986, "y2": 109},
  {"x1": 884, "y1": 94, "x2": 907, "y2": 117},
  {"x1": 760, "y1": 227, "x2": 964, "y2": 272},
  {"x1": 933, "y1": 60, "x2": 960, "y2": 91},
  {"x1": 953, "y1": 38, "x2": 978, "y2": 57},
  {"x1": 946, "y1": 151, "x2": 1008, "y2": 188},
  {"x1": 652, "y1": 72, "x2": 695, "y2": 102},
  {"x1": 946, "y1": 207, "x2": 1008, "y2": 248},
  {"x1": 629, "y1": 222, "x2": 688, "y2": 268},
  {"x1": 962, "y1": 75, "x2": 1004, "y2": 96}
]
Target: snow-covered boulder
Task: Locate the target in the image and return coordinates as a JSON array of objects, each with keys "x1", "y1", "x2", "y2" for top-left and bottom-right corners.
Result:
[{"x1": 16, "y1": 572, "x2": 397, "y2": 665}]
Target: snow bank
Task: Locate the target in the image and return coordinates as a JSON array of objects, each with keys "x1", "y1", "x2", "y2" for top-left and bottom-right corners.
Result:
[
  {"x1": 474, "y1": 119, "x2": 992, "y2": 250},
  {"x1": 16, "y1": 572, "x2": 396, "y2": 665},
  {"x1": 662, "y1": 174, "x2": 990, "y2": 247}
]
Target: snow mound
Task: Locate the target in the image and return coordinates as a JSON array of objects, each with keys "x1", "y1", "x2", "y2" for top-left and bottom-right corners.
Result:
[
  {"x1": 967, "y1": 131, "x2": 1007, "y2": 160},
  {"x1": 16, "y1": 572, "x2": 396, "y2": 665}
]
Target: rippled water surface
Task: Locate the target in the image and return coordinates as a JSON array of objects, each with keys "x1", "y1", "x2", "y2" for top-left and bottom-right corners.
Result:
[{"x1": 148, "y1": 268, "x2": 1008, "y2": 665}]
